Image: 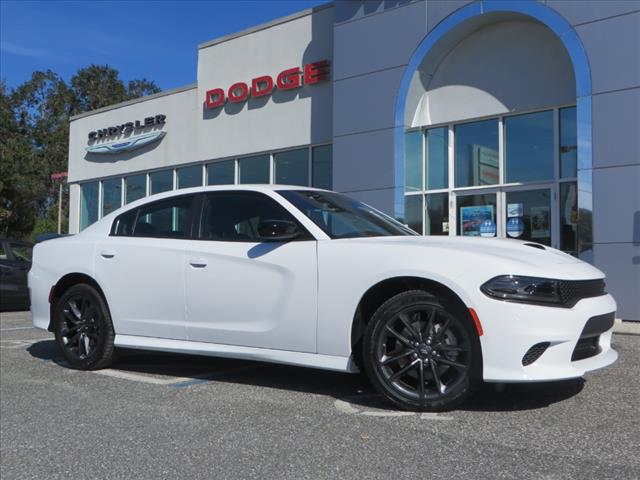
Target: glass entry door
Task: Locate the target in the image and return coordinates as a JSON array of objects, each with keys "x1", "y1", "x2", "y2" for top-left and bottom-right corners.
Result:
[
  {"x1": 453, "y1": 185, "x2": 557, "y2": 247},
  {"x1": 504, "y1": 187, "x2": 554, "y2": 246}
]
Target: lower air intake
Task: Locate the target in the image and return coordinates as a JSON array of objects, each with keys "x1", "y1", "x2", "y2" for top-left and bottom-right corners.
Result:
[{"x1": 522, "y1": 342, "x2": 550, "y2": 366}]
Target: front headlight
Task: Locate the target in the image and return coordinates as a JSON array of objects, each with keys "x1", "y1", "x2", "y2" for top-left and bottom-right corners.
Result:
[{"x1": 480, "y1": 275, "x2": 563, "y2": 305}]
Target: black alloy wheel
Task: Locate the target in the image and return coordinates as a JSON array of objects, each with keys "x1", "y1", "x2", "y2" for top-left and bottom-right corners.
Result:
[
  {"x1": 363, "y1": 290, "x2": 478, "y2": 411},
  {"x1": 53, "y1": 284, "x2": 115, "y2": 370}
]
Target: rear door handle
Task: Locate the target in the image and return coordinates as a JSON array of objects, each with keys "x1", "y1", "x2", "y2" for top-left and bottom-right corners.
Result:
[
  {"x1": 100, "y1": 250, "x2": 116, "y2": 259},
  {"x1": 189, "y1": 258, "x2": 208, "y2": 268}
]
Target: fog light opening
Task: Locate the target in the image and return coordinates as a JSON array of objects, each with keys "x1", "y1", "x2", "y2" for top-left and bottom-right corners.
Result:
[{"x1": 522, "y1": 342, "x2": 550, "y2": 366}]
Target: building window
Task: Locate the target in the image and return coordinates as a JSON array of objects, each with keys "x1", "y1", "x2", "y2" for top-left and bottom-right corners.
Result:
[
  {"x1": 404, "y1": 106, "x2": 578, "y2": 253},
  {"x1": 239, "y1": 155, "x2": 270, "y2": 184},
  {"x1": 559, "y1": 181, "x2": 578, "y2": 254},
  {"x1": 454, "y1": 119, "x2": 499, "y2": 188},
  {"x1": 560, "y1": 106, "x2": 577, "y2": 179},
  {"x1": 426, "y1": 127, "x2": 448, "y2": 190},
  {"x1": 274, "y1": 148, "x2": 309, "y2": 186},
  {"x1": 101, "y1": 178, "x2": 122, "y2": 217},
  {"x1": 425, "y1": 192, "x2": 449, "y2": 236},
  {"x1": 403, "y1": 194, "x2": 423, "y2": 234},
  {"x1": 312, "y1": 145, "x2": 332, "y2": 190},
  {"x1": 505, "y1": 110, "x2": 554, "y2": 183},
  {"x1": 207, "y1": 160, "x2": 235, "y2": 185},
  {"x1": 505, "y1": 188, "x2": 552, "y2": 245},
  {"x1": 80, "y1": 181, "x2": 99, "y2": 230},
  {"x1": 150, "y1": 169, "x2": 173, "y2": 195},
  {"x1": 125, "y1": 174, "x2": 146, "y2": 204},
  {"x1": 78, "y1": 144, "x2": 332, "y2": 230},
  {"x1": 177, "y1": 165, "x2": 202, "y2": 189},
  {"x1": 404, "y1": 131, "x2": 422, "y2": 192}
]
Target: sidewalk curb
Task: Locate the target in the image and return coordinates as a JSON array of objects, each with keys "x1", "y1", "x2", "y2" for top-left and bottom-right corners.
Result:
[{"x1": 614, "y1": 318, "x2": 640, "y2": 335}]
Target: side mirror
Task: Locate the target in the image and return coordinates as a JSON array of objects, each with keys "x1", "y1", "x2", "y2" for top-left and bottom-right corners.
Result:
[{"x1": 257, "y1": 220, "x2": 301, "y2": 242}]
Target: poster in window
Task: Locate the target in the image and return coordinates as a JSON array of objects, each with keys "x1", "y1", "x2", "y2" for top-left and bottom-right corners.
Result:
[
  {"x1": 531, "y1": 206, "x2": 551, "y2": 238},
  {"x1": 460, "y1": 205, "x2": 494, "y2": 237},
  {"x1": 507, "y1": 203, "x2": 523, "y2": 218}
]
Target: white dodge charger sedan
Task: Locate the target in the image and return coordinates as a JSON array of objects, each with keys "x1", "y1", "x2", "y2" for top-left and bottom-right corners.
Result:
[{"x1": 29, "y1": 185, "x2": 617, "y2": 411}]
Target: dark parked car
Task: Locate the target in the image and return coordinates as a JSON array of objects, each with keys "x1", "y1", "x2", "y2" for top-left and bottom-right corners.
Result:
[{"x1": 0, "y1": 238, "x2": 33, "y2": 311}]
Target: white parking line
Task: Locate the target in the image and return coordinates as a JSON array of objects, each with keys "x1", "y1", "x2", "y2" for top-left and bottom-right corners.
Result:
[
  {"x1": 334, "y1": 395, "x2": 454, "y2": 420},
  {"x1": 93, "y1": 368, "x2": 178, "y2": 385},
  {"x1": 0, "y1": 326, "x2": 35, "y2": 331},
  {"x1": 89, "y1": 365, "x2": 257, "y2": 387},
  {"x1": 0, "y1": 339, "x2": 46, "y2": 349}
]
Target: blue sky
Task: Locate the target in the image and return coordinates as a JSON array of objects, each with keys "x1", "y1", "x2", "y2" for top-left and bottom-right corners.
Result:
[{"x1": 0, "y1": 0, "x2": 327, "y2": 90}]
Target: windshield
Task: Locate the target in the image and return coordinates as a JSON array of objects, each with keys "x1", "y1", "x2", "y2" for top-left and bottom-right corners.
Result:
[{"x1": 278, "y1": 190, "x2": 418, "y2": 239}]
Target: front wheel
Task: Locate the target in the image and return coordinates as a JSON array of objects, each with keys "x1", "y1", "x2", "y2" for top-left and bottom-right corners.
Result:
[
  {"x1": 53, "y1": 283, "x2": 115, "y2": 370},
  {"x1": 362, "y1": 290, "x2": 479, "y2": 411}
]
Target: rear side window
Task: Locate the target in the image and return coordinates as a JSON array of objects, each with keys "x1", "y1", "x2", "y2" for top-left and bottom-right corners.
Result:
[
  {"x1": 112, "y1": 209, "x2": 137, "y2": 236},
  {"x1": 199, "y1": 192, "x2": 308, "y2": 242},
  {"x1": 112, "y1": 195, "x2": 195, "y2": 238}
]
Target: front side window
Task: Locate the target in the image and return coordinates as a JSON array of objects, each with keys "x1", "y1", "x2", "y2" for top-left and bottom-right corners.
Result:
[
  {"x1": 130, "y1": 195, "x2": 194, "y2": 238},
  {"x1": 199, "y1": 192, "x2": 305, "y2": 242},
  {"x1": 280, "y1": 190, "x2": 417, "y2": 239}
]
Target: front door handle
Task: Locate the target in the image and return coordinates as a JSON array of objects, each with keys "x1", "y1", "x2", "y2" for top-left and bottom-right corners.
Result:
[
  {"x1": 189, "y1": 258, "x2": 208, "y2": 268},
  {"x1": 100, "y1": 250, "x2": 116, "y2": 259}
]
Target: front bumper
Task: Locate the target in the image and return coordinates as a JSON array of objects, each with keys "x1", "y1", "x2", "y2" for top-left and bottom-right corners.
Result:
[{"x1": 476, "y1": 292, "x2": 617, "y2": 382}]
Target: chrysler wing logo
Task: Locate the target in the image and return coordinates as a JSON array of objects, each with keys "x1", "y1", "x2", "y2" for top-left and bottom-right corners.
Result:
[{"x1": 85, "y1": 131, "x2": 166, "y2": 154}]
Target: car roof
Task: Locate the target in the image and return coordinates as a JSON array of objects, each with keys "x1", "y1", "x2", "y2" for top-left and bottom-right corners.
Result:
[{"x1": 121, "y1": 184, "x2": 328, "y2": 207}]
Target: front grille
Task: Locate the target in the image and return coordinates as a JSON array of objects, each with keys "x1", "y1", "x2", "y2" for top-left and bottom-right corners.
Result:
[
  {"x1": 558, "y1": 279, "x2": 606, "y2": 307},
  {"x1": 522, "y1": 342, "x2": 550, "y2": 366}
]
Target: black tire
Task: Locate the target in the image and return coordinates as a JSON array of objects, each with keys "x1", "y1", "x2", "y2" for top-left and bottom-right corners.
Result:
[
  {"x1": 362, "y1": 290, "x2": 480, "y2": 412},
  {"x1": 53, "y1": 283, "x2": 115, "y2": 370}
]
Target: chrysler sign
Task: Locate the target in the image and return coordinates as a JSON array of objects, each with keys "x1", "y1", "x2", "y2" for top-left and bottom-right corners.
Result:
[
  {"x1": 86, "y1": 115, "x2": 166, "y2": 154},
  {"x1": 205, "y1": 60, "x2": 330, "y2": 109}
]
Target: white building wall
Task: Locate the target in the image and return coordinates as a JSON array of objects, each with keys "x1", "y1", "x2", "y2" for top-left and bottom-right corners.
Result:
[
  {"x1": 195, "y1": 4, "x2": 334, "y2": 159},
  {"x1": 68, "y1": 86, "x2": 198, "y2": 184}
]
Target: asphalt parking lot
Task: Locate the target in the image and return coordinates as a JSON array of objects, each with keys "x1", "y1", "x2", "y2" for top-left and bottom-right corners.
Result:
[{"x1": 1, "y1": 311, "x2": 639, "y2": 479}]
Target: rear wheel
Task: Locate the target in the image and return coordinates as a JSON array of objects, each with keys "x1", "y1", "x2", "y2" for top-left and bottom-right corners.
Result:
[
  {"x1": 362, "y1": 290, "x2": 478, "y2": 411},
  {"x1": 53, "y1": 284, "x2": 115, "y2": 370}
]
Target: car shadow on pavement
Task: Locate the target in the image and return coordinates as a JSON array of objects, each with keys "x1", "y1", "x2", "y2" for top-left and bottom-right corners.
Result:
[{"x1": 27, "y1": 340, "x2": 584, "y2": 413}]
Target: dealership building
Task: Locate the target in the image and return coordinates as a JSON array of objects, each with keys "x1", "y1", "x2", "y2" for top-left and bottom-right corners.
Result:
[{"x1": 67, "y1": 0, "x2": 640, "y2": 320}]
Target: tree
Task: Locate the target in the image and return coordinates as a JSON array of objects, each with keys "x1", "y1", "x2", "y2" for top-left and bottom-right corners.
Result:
[
  {"x1": 0, "y1": 65, "x2": 161, "y2": 239},
  {"x1": 0, "y1": 80, "x2": 44, "y2": 237}
]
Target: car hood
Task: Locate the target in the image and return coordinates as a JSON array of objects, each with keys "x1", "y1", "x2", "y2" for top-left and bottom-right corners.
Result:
[{"x1": 337, "y1": 236, "x2": 584, "y2": 268}]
